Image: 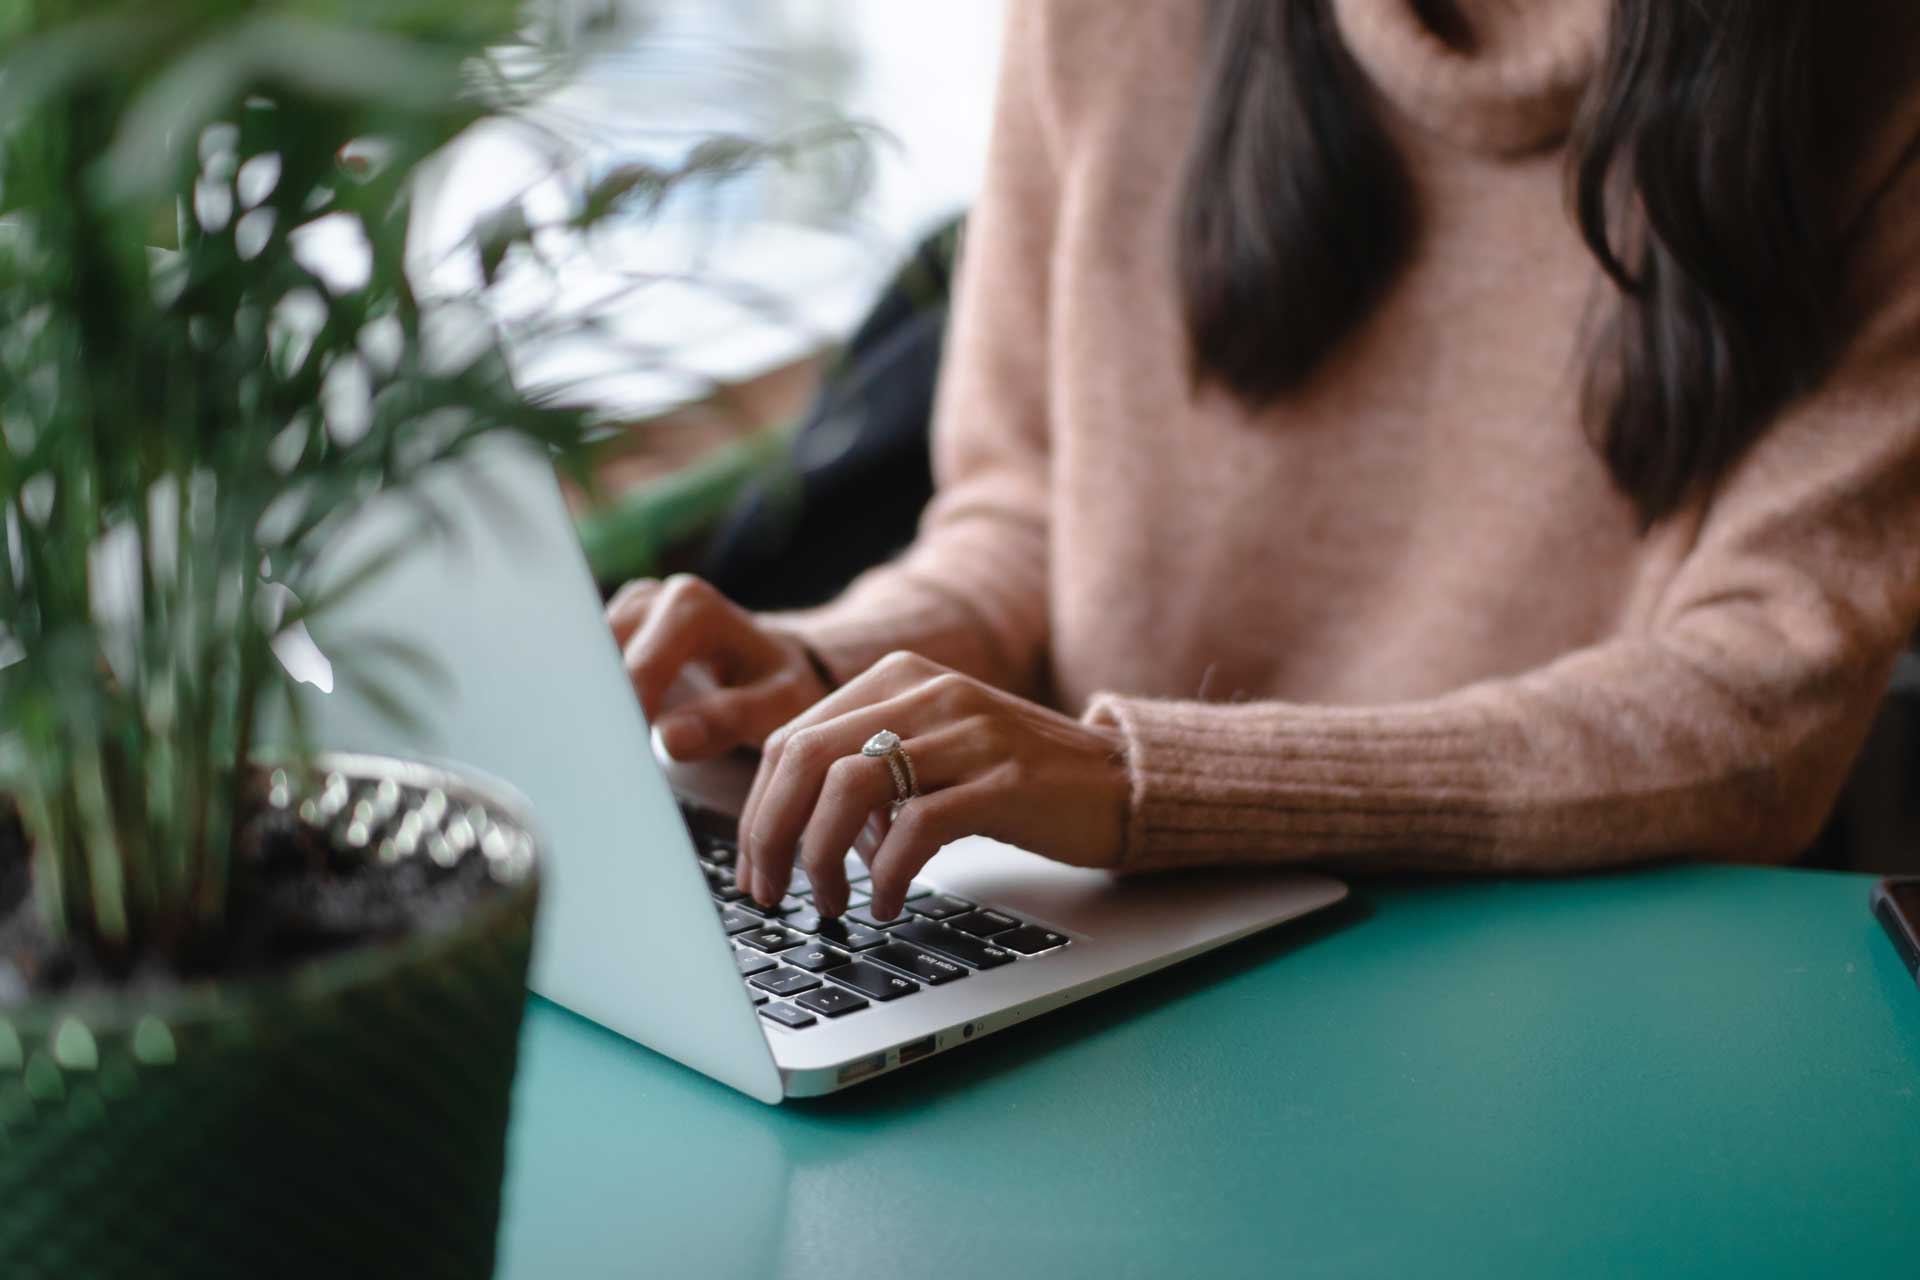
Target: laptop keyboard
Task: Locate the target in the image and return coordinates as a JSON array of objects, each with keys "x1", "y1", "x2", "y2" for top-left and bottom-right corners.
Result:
[{"x1": 680, "y1": 801, "x2": 1071, "y2": 1031}]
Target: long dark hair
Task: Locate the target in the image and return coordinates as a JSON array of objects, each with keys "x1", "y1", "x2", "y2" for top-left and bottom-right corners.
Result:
[{"x1": 1179, "y1": 0, "x2": 1839, "y2": 528}]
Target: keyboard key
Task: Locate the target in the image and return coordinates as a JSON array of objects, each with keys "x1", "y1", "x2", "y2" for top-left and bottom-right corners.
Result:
[
  {"x1": 813, "y1": 918, "x2": 889, "y2": 952},
  {"x1": 996, "y1": 924, "x2": 1070, "y2": 954},
  {"x1": 847, "y1": 903, "x2": 911, "y2": 930},
  {"x1": 795, "y1": 870, "x2": 865, "y2": 906},
  {"x1": 748, "y1": 989, "x2": 769, "y2": 1006},
  {"x1": 795, "y1": 986, "x2": 868, "y2": 1018},
  {"x1": 703, "y1": 837, "x2": 738, "y2": 864},
  {"x1": 904, "y1": 881, "x2": 934, "y2": 900},
  {"x1": 734, "y1": 948, "x2": 779, "y2": 976},
  {"x1": 843, "y1": 853, "x2": 872, "y2": 885},
  {"x1": 781, "y1": 906, "x2": 825, "y2": 934},
  {"x1": 718, "y1": 907, "x2": 763, "y2": 936},
  {"x1": 737, "y1": 926, "x2": 805, "y2": 953},
  {"x1": 785, "y1": 943, "x2": 851, "y2": 973},
  {"x1": 948, "y1": 909, "x2": 1020, "y2": 938},
  {"x1": 738, "y1": 894, "x2": 809, "y2": 920},
  {"x1": 824, "y1": 960, "x2": 920, "y2": 1001},
  {"x1": 905, "y1": 894, "x2": 974, "y2": 921},
  {"x1": 750, "y1": 966, "x2": 824, "y2": 998},
  {"x1": 759, "y1": 1002, "x2": 816, "y2": 1029},
  {"x1": 889, "y1": 919, "x2": 1016, "y2": 970},
  {"x1": 866, "y1": 941, "x2": 969, "y2": 986}
]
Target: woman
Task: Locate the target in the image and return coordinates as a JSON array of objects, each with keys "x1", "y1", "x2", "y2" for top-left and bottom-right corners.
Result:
[{"x1": 609, "y1": 0, "x2": 1920, "y2": 924}]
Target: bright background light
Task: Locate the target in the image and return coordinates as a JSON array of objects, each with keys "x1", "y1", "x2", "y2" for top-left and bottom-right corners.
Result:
[{"x1": 414, "y1": 0, "x2": 1007, "y2": 415}]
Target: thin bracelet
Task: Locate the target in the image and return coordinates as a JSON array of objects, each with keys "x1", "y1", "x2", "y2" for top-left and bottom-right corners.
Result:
[{"x1": 799, "y1": 642, "x2": 839, "y2": 694}]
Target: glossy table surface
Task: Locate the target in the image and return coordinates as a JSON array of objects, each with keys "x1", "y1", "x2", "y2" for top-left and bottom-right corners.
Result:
[{"x1": 496, "y1": 865, "x2": 1920, "y2": 1278}]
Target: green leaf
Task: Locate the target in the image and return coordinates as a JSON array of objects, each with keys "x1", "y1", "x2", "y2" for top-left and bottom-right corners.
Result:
[
  {"x1": 99, "y1": 15, "x2": 472, "y2": 206},
  {"x1": 277, "y1": 529, "x2": 419, "y2": 629},
  {"x1": 579, "y1": 161, "x2": 672, "y2": 225},
  {"x1": 0, "y1": 0, "x2": 820, "y2": 961},
  {"x1": 315, "y1": 629, "x2": 449, "y2": 694},
  {"x1": 476, "y1": 203, "x2": 529, "y2": 286},
  {"x1": 326, "y1": 650, "x2": 424, "y2": 735}
]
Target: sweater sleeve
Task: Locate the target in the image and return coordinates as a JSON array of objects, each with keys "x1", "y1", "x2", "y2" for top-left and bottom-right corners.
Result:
[
  {"x1": 767, "y1": 4, "x2": 1058, "y2": 697},
  {"x1": 1086, "y1": 145, "x2": 1920, "y2": 875}
]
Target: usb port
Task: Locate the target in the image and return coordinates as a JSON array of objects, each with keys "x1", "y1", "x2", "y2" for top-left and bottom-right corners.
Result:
[{"x1": 898, "y1": 1035, "x2": 937, "y2": 1065}]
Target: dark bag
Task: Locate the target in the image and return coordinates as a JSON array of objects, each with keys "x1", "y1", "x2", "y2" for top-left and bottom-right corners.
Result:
[{"x1": 700, "y1": 217, "x2": 963, "y2": 611}]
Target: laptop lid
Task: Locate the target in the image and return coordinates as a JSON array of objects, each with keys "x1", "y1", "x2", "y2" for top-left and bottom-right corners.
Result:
[{"x1": 265, "y1": 439, "x2": 784, "y2": 1104}]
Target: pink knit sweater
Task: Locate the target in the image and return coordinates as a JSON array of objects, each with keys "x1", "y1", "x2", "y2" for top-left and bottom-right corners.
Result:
[{"x1": 777, "y1": 0, "x2": 1920, "y2": 874}]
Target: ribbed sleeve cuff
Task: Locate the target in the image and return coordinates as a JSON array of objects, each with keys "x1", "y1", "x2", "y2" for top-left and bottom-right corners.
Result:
[{"x1": 1082, "y1": 693, "x2": 1504, "y2": 873}]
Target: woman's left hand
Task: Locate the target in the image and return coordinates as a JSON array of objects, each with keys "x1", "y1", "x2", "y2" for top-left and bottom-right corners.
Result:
[{"x1": 735, "y1": 651, "x2": 1131, "y2": 920}]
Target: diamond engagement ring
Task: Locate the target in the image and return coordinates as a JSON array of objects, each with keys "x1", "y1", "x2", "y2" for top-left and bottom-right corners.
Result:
[{"x1": 862, "y1": 730, "x2": 918, "y2": 810}]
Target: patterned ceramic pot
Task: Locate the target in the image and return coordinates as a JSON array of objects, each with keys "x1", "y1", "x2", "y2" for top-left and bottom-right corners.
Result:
[{"x1": 0, "y1": 753, "x2": 541, "y2": 1280}]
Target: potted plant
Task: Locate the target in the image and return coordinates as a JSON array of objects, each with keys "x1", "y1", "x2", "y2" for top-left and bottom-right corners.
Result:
[{"x1": 0, "y1": 2, "x2": 617, "y2": 1273}]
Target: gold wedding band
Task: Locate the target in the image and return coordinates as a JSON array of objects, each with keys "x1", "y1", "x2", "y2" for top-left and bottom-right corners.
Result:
[{"x1": 861, "y1": 730, "x2": 918, "y2": 809}]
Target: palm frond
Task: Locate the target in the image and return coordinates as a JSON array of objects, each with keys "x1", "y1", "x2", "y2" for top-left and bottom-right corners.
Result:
[{"x1": 0, "y1": 0, "x2": 608, "y2": 959}]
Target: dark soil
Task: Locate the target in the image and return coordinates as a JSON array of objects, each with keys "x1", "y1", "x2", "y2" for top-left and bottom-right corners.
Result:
[{"x1": 0, "y1": 785, "x2": 511, "y2": 1004}]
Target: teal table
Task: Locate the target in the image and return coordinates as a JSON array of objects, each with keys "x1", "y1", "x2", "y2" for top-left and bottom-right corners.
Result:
[{"x1": 497, "y1": 866, "x2": 1920, "y2": 1278}]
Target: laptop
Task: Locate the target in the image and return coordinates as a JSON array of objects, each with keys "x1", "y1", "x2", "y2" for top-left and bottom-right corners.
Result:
[{"x1": 285, "y1": 440, "x2": 1349, "y2": 1101}]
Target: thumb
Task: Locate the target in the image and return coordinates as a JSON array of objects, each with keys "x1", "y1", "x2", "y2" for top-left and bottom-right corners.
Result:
[{"x1": 655, "y1": 672, "x2": 813, "y2": 760}]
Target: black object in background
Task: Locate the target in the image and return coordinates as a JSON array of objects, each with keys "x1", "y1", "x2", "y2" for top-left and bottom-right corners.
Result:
[
  {"x1": 1872, "y1": 877, "x2": 1920, "y2": 985},
  {"x1": 1802, "y1": 649, "x2": 1920, "y2": 875},
  {"x1": 701, "y1": 217, "x2": 963, "y2": 612}
]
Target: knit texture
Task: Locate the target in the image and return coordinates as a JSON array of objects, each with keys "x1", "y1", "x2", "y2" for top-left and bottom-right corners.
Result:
[{"x1": 775, "y1": 0, "x2": 1920, "y2": 874}]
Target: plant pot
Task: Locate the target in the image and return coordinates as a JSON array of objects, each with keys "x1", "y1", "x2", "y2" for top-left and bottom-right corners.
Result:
[{"x1": 0, "y1": 753, "x2": 541, "y2": 1279}]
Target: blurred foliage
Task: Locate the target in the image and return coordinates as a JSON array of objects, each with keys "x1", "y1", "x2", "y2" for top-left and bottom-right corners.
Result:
[{"x1": 0, "y1": 0, "x2": 687, "y2": 966}]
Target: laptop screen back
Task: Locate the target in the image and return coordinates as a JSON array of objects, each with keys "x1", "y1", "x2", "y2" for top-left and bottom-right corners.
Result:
[{"x1": 263, "y1": 440, "x2": 782, "y2": 1103}]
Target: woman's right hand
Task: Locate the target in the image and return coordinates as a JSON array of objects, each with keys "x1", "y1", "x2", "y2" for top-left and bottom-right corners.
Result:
[{"x1": 607, "y1": 574, "x2": 830, "y2": 762}]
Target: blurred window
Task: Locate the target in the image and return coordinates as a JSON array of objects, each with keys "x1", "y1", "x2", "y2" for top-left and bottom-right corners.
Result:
[{"x1": 419, "y1": 0, "x2": 1005, "y2": 415}]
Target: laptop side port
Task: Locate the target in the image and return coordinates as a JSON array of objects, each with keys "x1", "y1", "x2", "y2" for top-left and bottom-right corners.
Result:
[
  {"x1": 898, "y1": 1035, "x2": 937, "y2": 1065},
  {"x1": 836, "y1": 1053, "x2": 887, "y2": 1085}
]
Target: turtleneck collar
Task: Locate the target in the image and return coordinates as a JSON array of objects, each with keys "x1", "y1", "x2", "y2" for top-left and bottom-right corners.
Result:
[{"x1": 1329, "y1": 0, "x2": 1610, "y2": 155}]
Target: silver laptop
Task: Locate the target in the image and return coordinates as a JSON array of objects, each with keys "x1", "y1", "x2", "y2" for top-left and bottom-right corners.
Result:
[{"x1": 283, "y1": 441, "x2": 1348, "y2": 1101}]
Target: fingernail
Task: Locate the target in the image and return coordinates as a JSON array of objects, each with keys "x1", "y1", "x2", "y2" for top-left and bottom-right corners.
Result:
[{"x1": 658, "y1": 714, "x2": 708, "y2": 759}]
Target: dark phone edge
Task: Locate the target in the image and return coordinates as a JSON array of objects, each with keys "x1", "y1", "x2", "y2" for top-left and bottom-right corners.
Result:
[{"x1": 1870, "y1": 877, "x2": 1920, "y2": 985}]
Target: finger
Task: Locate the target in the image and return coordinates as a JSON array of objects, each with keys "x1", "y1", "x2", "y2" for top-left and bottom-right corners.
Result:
[
  {"x1": 738, "y1": 652, "x2": 941, "y2": 866},
  {"x1": 799, "y1": 720, "x2": 997, "y2": 916},
  {"x1": 655, "y1": 669, "x2": 815, "y2": 761},
  {"x1": 743, "y1": 689, "x2": 931, "y2": 904},
  {"x1": 852, "y1": 811, "x2": 889, "y2": 861},
  {"x1": 607, "y1": 575, "x2": 660, "y2": 614},
  {"x1": 866, "y1": 779, "x2": 998, "y2": 921},
  {"x1": 751, "y1": 713, "x2": 993, "y2": 911},
  {"x1": 621, "y1": 577, "x2": 735, "y2": 716},
  {"x1": 788, "y1": 754, "x2": 896, "y2": 916},
  {"x1": 605, "y1": 578, "x2": 661, "y2": 645}
]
